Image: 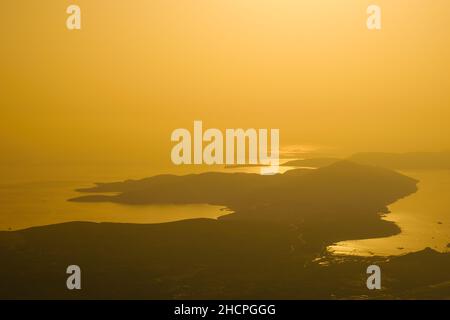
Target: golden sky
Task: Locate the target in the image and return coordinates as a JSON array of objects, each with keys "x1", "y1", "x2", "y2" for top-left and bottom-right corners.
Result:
[{"x1": 1, "y1": 0, "x2": 450, "y2": 171}]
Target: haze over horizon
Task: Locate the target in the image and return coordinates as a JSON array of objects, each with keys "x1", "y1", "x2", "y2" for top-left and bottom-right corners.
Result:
[{"x1": 1, "y1": 0, "x2": 450, "y2": 175}]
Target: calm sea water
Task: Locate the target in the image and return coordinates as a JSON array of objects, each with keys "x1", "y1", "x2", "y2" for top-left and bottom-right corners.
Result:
[{"x1": 328, "y1": 170, "x2": 450, "y2": 256}]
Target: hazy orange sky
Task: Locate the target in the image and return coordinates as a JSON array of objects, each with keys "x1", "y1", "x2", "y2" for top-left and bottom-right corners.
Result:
[{"x1": 1, "y1": 0, "x2": 450, "y2": 172}]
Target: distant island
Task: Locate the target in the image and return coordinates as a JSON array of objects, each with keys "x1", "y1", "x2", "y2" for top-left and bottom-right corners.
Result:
[{"x1": 282, "y1": 151, "x2": 450, "y2": 170}]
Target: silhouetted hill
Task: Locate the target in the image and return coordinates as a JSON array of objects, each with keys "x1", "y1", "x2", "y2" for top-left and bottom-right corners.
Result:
[
  {"x1": 281, "y1": 152, "x2": 450, "y2": 170},
  {"x1": 71, "y1": 161, "x2": 417, "y2": 221}
]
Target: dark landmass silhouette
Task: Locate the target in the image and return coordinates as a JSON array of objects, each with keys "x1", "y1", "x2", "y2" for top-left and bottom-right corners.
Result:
[
  {"x1": 0, "y1": 222, "x2": 448, "y2": 299},
  {"x1": 1, "y1": 160, "x2": 448, "y2": 299},
  {"x1": 69, "y1": 161, "x2": 417, "y2": 244},
  {"x1": 281, "y1": 151, "x2": 450, "y2": 170}
]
